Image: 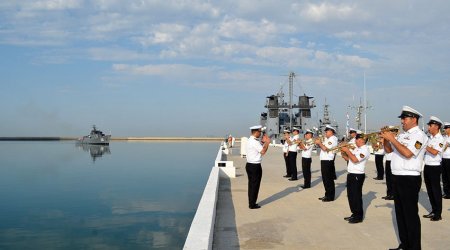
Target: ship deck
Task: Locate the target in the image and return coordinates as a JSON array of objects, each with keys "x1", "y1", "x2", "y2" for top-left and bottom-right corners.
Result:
[{"x1": 213, "y1": 143, "x2": 450, "y2": 249}]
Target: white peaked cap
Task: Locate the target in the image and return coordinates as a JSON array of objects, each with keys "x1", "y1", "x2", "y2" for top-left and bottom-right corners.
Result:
[
  {"x1": 398, "y1": 105, "x2": 423, "y2": 118},
  {"x1": 249, "y1": 125, "x2": 262, "y2": 130},
  {"x1": 427, "y1": 116, "x2": 443, "y2": 125},
  {"x1": 324, "y1": 125, "x2": 336, "y2": 132}
]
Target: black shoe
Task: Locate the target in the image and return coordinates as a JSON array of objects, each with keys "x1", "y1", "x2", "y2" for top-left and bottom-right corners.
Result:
[
  {"x1": 423, "y1": 212, "x2": 434, "y2": 218},
  {"x1": 344, "y1": 216, "x2": 353, "y2": 221},
  {"x1": 381, "y1": 195, "x2": 389, "y2": 199},
  {"x1": 348, "y1": 218, "x2": 363, "y2": 224},
  {"x1": 373, "y1": 177, "x2": 383, "y2": 180},
  {"x1": 322, "y1": 198, "x2": 334, "y2": 202},
  {"x1": 389, "y1": 246, "x2": 404, "y2": 250},
  {"x1": 249, "y1": 204, "x2": 261, "y2": 209},
  {"x1": 430, "y1": 215, "x2": 442, "y2": 221},
  {"x1": 283, "y1": 175, "x2": 290, "y2": 178},
  {"x1": 385, "y1": 195, "x2": 394, "y2": 200},
  {"x1": 301, "y1": 185, "x2": 310, "y2": 189},
  {"x1": 318, "y1": 196, "x2": 325, "y2": 200},
  {"x1": 443, "y1": 194, "x2": 450, "y2": 199},
  {"x1": 288, "y1": 178, "x2": 298, "y2": 181}
]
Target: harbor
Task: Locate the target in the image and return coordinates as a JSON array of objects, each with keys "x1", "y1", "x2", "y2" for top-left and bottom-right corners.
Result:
[{"x1": 187, "y1": 142, "x2": 450, "y2": 249}]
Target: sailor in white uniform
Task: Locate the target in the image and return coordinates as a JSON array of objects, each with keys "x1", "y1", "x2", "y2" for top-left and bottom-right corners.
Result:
[
  {"x1": 423, "y1": 116, "x2": 445, "y2": 221},
  {"x1": 282, "y1": 129, "x2": 291, "y2": 178},
  {"x1": 245, "y1": 125, "x2": 270, "y2": 209},
  {"x1": 298, "y1": 129, "x2": 314, "y2": 188},
  {"x1": 441, "y1": 122, "x2": 450, "y2": 199},
  {"x1": 381, "y1": 106, "x2": 428, "y2": 250},
  {"x1": 340, "y1": 132, "x2": 370, "y2": 224},
  {"x1": 315, "y1": 125, "x2": 338, "y2": 202},
  {"x1": 382, "y1": 126, "x2": 399, "y2": 200}
]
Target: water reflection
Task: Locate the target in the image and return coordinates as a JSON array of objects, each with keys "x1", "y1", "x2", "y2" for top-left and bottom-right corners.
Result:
[{"x1": 76, "y1": 143, "x2": 111, "y2": 162}]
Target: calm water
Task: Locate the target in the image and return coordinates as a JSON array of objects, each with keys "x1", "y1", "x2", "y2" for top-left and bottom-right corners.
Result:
[{"x1": 0, "y1": 141, "x2": 219, "y2": 250}]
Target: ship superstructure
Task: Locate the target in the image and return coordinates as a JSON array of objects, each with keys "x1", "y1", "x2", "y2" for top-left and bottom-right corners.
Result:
[{"x1": 260, "y1": 72, "x2": 316, "y2": 142}]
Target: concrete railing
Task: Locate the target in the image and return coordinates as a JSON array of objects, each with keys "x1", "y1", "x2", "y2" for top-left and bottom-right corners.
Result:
[{"x1": 183, "y1": 142, "x2": 234, "y2": 250}]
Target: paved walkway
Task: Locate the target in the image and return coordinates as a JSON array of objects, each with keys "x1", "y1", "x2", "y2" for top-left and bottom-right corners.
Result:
[{"x1": 213, "y1": 144, "x2": 450, "y2": 249}]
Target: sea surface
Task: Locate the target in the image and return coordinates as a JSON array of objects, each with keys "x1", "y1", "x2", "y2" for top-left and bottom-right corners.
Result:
[{"x1": 0, "y1": 141, "x2": 219, "y2": 250}]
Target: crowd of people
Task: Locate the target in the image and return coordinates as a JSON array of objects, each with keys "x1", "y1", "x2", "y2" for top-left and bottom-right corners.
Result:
[{"x1": 245, "y1": 105, "x2": 450, "y2": 250}]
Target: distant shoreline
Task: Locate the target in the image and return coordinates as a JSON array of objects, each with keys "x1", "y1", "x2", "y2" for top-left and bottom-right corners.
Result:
[{"x1": 0, "y1": 137, "x2": 226, "y2": 142}]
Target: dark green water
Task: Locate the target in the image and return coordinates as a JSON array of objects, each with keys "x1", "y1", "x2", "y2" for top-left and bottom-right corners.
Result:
[{"x1": 0, "y1": 141, "x2": 218, "y2": 249}]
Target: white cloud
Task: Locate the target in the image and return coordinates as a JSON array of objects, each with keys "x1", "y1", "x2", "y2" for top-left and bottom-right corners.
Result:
[{"x1": 298, "y1": 2, "x2": 358, "y2": 22}]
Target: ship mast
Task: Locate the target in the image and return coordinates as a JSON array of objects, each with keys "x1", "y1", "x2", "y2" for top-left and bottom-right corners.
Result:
[{"x1": 288, "y1": 72, "x2": 295, "y2": 129}]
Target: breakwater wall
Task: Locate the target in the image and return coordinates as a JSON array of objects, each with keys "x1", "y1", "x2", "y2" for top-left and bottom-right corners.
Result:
[{"x1": 183, "y1": 142, "x2": 235, "y2": 250}]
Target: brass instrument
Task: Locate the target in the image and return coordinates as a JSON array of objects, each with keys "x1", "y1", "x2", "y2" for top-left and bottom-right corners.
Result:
[
  {"x1": 328, "y1": 143, "x2": 356, "y2": 153},
  {"x1": 365, "y1": 126, "x2": 400, "y2": 145},
  {"x1": 297, "y1": 135, "x2": 324, "y2": 146},
  {"x1": 444, "y1": 142, "x2": 449, "y2": 152}
]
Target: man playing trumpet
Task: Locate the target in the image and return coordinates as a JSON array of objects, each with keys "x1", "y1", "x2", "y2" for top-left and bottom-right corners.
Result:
[
  {"x1": 340, "y1": 132, "x2": 370, "y2": 224},
  {"x1": 380, "y1": 106, "x2": 428, "y2": 250},
  {"x1": 298, "y1": 129, "x2": 314, "y2": 189},
  {"x1": 315, "y1": 125, "x2": 338, "y2": 202}
]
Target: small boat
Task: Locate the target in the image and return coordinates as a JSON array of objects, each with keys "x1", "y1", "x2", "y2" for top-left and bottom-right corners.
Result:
[{"x1": 78, "y1": 125, "x2": 111, "y2": 145}]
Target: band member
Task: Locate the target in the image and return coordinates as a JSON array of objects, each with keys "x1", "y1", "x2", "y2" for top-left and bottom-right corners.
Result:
[
  {"x1": 442, "y1": 122, "x2": 450, "y2": 199},
  {"x1": 373, "y1": 138, "x2": 385, "y2": 180},
  {"x1": 382, "y1": 126, "x2": 399, "y2": 200},
  {"x1": 315, "y1": 125, "x2": 338, "y2": 202},
  {"x1": 282, "y1": 129, "x2": 291, "y2": 178},
  {"x1": 246, "y1": 125, "x2": 270, "y2": 209},
  {"x1": 423, "y1": 116, "x2": 444, "y2": 221},
  {"x1": 298, "y1": 129, "x2": 314, "y2": 188},
  {"x1": 341, "y1": 132, "x2": 370, "y2": 223},
  {"x1": 285, "y1": 127, "x2": 300, "y2": 181},
  {"x1": 381, "y1": 106, "x2": 428, "y2": 250},
  {"x1": 348, "y1": 128, "x2": 357, "y2": 145}
]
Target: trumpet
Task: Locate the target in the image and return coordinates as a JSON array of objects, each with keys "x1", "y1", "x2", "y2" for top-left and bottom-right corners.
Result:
[
  {"x1": 365, "y1": 126, "x2": 400, "y2": 144},
  {"x1": 328, "y1": 143, "x2": 356, "y2": 153},
  {"x1": 297, "y1": 135, "x2": 325, "y2": 145}
]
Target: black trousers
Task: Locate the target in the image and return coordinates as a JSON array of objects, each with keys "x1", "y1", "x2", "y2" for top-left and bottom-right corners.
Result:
[
  {"x1": 302, "y1": 157, "x2": 312, "y2": 187},
  {"x1": 442, "y1": 158, "x2": 450, "y2": 196},
  {"x1": 321, "y1": 160, "x2": 335, "y2": 200},
  {"x1": 385, "y1": 160, "x2": 393, "y2": 196},
  {"x1": 392, "y1": 174, "x2": 422, "y2": 250},
  {"x1": 288, "y1": 151, "x2": 298, "y2": 179},
  {"x1": 347, "y1": 173, "x2": 365, "y2": 219},
  {"x1": 246, "y1": 163, "x2": 263, "y2": 207},
  {"x1": 375, "y1": 154, "x2": 385, "y2": 179},
  {"x1": 424, "y1": 165, "x2": 442, "y2": 216},
  {"x1": 283, "y1": 153, "x2": 290, "y2": 176},
  {"x1": 332, "y1": 155, "x2": 337, "y2": 179}
]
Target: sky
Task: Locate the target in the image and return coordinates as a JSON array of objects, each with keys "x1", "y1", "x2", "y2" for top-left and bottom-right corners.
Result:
[{"x1": 1, "y1": 0, "x2": 449, "y2": 137}]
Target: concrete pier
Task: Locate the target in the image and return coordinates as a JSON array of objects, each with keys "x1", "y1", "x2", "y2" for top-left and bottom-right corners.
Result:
[{"x1": 213, "y1": 143, "x2": 450, "y2": 249}]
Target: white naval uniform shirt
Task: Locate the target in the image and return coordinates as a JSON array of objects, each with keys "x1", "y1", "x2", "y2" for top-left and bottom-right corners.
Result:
[
  {"x1": 385, "y1": 152, "x2": 393, "y2": 161},
  {"x1": 391, "y1": 126, "x2": 428, "y2": 176},
  {"x1": 319, "y1": 135, "x2": 338, "y2": 160},
  {"x1": 347, "y1": 145, "x2": 370, "y2": 174},
  {"x1": 301, "y1": 139, "x2": 314, "y2": 158},
  {"x1": 443, "y1": 135, "x2": 450, "y2": 159},
  {"x1": 374, "y1": 145, "x2": 385, "y2": 155},
  {"x1": 246, "y1": 136, "x2": 263, "y2": 164},
  {"x1": 424, "y1": 133, "x2": 444, "y2": 166},
  {"x1": 288, "y1": 134, "x2": 299, "y2": 152},
  {"x1": 348, "y1": 137, "x2": 356, "y2": 147},
  {"x1": 282, "y1": 140, "x2": 289, "y2": 153}
]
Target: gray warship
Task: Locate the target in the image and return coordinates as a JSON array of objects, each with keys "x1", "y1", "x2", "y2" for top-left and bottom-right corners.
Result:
[
  {"x1": 77, "y1": 125, "x2": 111, "y2": 145},
  {"x1": 259, "y1": 72, "x2": 340, "y2": 142}
]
